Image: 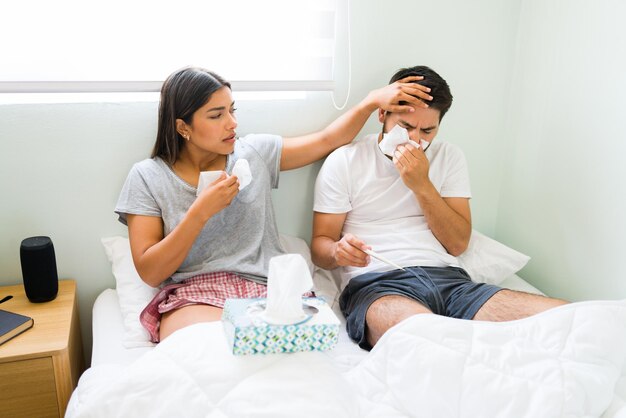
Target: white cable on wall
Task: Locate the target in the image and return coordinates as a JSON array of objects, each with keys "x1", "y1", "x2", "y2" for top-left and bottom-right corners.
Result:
[{"x1": 331, "y1": 0, "x2": 352, "y2": 110}]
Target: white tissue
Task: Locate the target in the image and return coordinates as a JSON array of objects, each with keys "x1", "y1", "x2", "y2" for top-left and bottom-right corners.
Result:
[
  {"x1": 196, "y1": 171, "x2": 223, "y2": 197},
  {"x1": 195, "y1": 158, "x2": 253, "y2": 197},
  {"x1": 379, "y1": 125, "x2": 429, "y2": 157},
  {"x1": 261, "y1": 254, "x2": 313, "y2": 325},
  {"x1": 232, "y1": 158, "x2": 252, "y2": 191}
]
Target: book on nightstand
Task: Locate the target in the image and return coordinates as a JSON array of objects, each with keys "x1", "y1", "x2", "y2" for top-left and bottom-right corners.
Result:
[{"x1": 0, "y1": 309, "x2": 34, "y2": 345}]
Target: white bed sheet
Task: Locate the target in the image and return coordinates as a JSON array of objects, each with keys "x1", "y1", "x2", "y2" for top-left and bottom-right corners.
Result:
[
  {"x1": 72, "y1": 274, "x2": 626, "y2": 418},
  {"x1": 76, "y1": 275, "x2": 626, "y2": 418},
  {"x1": 91, "y1": 288, "x2": 152, "y2": 366},
  {"x1": 90, "y1": 288, "x2": 370, "y2": 370},
  {"x1": 90, "y1": 273, "x2": 541, "y2": 367}
]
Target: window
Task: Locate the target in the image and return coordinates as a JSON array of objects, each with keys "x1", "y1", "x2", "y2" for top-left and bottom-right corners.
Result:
[{"x1": 0, "y1": 0, "x2": 339, "y2": 93}]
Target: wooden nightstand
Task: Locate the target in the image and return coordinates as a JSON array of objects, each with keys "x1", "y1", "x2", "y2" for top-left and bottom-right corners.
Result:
[{"x1": 0, "y1": 279, "x2": 85, "y2": 418}]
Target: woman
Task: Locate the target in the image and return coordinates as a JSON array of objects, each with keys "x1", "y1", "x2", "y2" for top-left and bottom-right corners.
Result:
[{"x1": 115, "y1": 66, "x2": 431, "y2": 342}]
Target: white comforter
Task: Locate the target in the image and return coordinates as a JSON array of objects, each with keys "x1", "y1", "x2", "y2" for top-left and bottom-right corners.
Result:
[{"x1": 68, "y1": 300, "x2": 626, "y2": 418}]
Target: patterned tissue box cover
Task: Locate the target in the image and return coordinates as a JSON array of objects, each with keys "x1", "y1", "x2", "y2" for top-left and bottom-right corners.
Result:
[{"x1": 222, "y1": 297, "x2": 340, "y2": 355}]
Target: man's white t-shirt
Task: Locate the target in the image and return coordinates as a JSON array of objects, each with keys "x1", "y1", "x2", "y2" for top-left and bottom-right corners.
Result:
[{"x1": 314, "y1": 134, "x2": 471, "y2": 289}]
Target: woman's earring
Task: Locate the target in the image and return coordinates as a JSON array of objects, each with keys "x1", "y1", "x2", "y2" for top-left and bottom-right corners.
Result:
[{"x1": 184, "y1": 135, "x2": 190, "y2": 141}]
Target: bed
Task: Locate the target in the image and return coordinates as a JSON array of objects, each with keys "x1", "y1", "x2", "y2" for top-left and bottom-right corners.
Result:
[{"x1": 66, "y1": 234, "x2": 626, "y2": 418}]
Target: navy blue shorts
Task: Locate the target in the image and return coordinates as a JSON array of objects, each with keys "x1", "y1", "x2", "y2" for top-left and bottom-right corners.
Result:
[{"x1": 339, "y1": 266, "x2": 502, "y2": 350}]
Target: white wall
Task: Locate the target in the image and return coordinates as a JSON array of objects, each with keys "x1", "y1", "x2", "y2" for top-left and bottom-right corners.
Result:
[
  {"x1": 348, "y1": 0, "x2": 521, "y2": 234},
  {"x1": 496, "y1": 0, "x2": 626, "y2": 301},
  {"x1": 1, "y1": 0, "x2": 521, "y2": 364}
]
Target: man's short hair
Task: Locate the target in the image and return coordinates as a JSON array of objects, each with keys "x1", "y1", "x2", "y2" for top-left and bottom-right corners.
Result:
[{"x1": 390, "y1": 66, "x2": 453, "y2": 121}]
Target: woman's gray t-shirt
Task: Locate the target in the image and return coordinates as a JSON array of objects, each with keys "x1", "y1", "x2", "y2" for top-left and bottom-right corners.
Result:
[{"x1": 114, "y1": 134, "x2": 285, "y2": 284}]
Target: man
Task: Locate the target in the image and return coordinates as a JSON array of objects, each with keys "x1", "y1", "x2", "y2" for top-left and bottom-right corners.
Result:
[{"x1": 311, "y1": 65, "x2": 567, "y2": 350}]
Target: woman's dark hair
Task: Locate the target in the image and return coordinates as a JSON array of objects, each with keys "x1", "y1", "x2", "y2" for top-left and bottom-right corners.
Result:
[
  {"x1": 390, "y1": 66, "x2": 453, "y2": 121},
  {"x1": 152, "y1": 67, "x2": 231, "y2": 165}
]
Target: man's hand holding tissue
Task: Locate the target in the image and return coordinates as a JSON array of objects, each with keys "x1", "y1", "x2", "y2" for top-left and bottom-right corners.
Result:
[
  {"x1": 393, "y1": 141, "x2": 431, "y2": 194},
  {"x1": 193, "y1": 172, "x2": 239, "y2": 223}
]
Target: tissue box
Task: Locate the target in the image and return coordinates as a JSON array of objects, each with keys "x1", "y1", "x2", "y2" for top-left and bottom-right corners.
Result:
[{"x1": 222, "y1": 297, "x2": 340, "y2": 355}]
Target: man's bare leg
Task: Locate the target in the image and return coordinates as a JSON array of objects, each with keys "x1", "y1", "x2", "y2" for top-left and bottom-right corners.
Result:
[
  {"x1": 474, "y1": 289, "x2": 568, "y2": 321},
  {"x1": 364, "y1": 290, "x2": 568, "y2": 348},
  {"x1": 365, "y1": 295, "x2": 432, "y2": 347}
]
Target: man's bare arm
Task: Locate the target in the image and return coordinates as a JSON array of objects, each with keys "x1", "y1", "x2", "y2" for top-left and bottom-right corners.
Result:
[
  {"x1": 311, "y1": 212, "x2": 371, "y2": 269},
  {"x1": 417, "y1": 193, "x2": 471, "y2": 256},
  {"x1": 393, "y1": 143, "x2": 471, "y2": 255}
]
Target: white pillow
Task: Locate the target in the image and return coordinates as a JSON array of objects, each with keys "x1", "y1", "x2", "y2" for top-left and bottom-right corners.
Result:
[
  {"x1": 457, "y1": 230, "x2": 530, "y2": 285},
  {"x1": 102, "y1": 234, "x2": 320, "y2": 347},
  {"x1": 101, "y1": 236, "x2": 158, "y2": 348}
]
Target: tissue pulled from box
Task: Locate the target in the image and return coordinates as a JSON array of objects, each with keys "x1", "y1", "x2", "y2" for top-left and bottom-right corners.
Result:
[{"x1": 261, "y1": 254, "x2": 313, "y2": 325}]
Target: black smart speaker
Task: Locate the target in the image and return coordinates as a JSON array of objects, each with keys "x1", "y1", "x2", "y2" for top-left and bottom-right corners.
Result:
[{"x1": 20, "y1": 236, "x2": 59, "y2": 303}]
